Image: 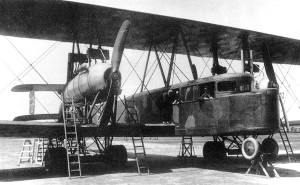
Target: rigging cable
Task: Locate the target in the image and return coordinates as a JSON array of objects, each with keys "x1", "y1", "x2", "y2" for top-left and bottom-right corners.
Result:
[
  {"x1": 4, "y1": 37, "x2": 61, "y2": 99},
  {"x1": 160, "y1": 50, "x2": 186, "y2": 82},
  {"x1": 123, "y1": 53, "x2": 159, "y2": 105},
  {"x1": 0, "y1": 58, "x2": 51, "y2": 114},
  {"x1": 121, "y1": 50, "x2": 146, "y2": 88},
  {"x1": 218, "y1": 51, "x2": 236, "y2": 73},
  {"x1": 275, "y1": 64, "x2": 300, "y2": 105},
  {"x1": 194, "y1": 47, "x2": 212, "y2": 78},
  {"x1": 1, "y1": 41, "x2": 59, "y2": 92}
]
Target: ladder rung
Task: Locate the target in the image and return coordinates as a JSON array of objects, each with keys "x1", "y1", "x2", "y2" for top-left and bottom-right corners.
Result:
[
  {"x1": 135, "y1": 152, "x2": 145, "y2": 155},
  {"x1": 139, "y1": 166, "x2": 148, "y2": 169},
  {"x1": 68, "y1": 146, "x2": 78, "y2": 149},
  {"x1": 65, "y1": 111, "x2": 76, "y2": 113},
  {"x1": 71, "y1": 169, "x2": 81, "y2": 172},
  {"x1": 69, "y1": 154, "x2": 79, "y2": 157}
]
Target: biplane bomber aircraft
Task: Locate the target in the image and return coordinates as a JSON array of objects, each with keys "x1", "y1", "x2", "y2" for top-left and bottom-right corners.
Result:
[{"x1": 0, "y1": 0, "x2": 299, "y2": 178}]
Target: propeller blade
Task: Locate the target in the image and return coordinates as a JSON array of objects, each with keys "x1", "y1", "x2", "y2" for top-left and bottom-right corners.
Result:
[
  {"x1": 98, "y1": 83, "x2": 115, "y2": 128},
  {"x1": 111, "y1": 20, "x2": 131, "y2": 73},
  {"x1": 98, "y1": 20, "x2": 131, "y2": 128},
  {"x1": 261, "y1": 42, "x2": 277, "y2": 84}
]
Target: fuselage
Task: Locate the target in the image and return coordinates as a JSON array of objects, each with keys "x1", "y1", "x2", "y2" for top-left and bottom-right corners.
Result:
[{"x1": 123, "y1": 73, "x2": 280, "y2": 136}]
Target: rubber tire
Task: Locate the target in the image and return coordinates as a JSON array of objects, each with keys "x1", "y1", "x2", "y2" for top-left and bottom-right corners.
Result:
[
  {"x1": 105, "y1": 145, "x2": 128, "y2": 167},
  {"x1": 203, "y1": 141, "x2": 226, "y2": 160},
  {"x1": 242, "y1": 138, "x2": 260, "y2": 160},
  {"x1": 261, "y1": 138, "x2": 279, "y2": 161},
  {"x1": 44, "y1": 148, "x2": 67, "y2": 172}
]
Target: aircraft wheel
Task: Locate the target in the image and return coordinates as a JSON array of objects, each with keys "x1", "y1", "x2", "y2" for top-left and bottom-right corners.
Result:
[
  {"x1": 44, "y1": 148, "x2": 67, "y2": 172},
  {"x1": 203, "y1": 141, "x2": 226, "y2": 160},
  {"x1": 105, "y1": 145, "x2": 128, "y2": 167},
  {"x1": 241, "y1": 138, "x2": 260, "y2": 160},
  {"x1": 261, "y1": 138, "x2": 279, "y2": 161}
]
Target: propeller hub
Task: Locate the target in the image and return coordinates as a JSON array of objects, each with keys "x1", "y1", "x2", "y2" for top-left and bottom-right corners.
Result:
[{"x1": 111, "y1": 72, "x2": 120, "y2": 81}]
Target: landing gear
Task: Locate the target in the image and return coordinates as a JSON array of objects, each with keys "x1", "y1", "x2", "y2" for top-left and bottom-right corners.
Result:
[
  {"x1": 261, "y1": 138, "x2": 279, "y2": 161},
  {"x1": 203, "y1": 141, "x2": 226, "y2": 160},
  {"x1": 242, "y1": 137, "x2": 280, "y2": 177},
  {"x1": 241, "y1": 138, "x2": 260, "y2": 160},
  {"x1": 44, "y1": 147, "x2": 67, "y2": 172},
  {"x1": 105, "y1": 145, "x2": 128, "y2": 167},
  {"x1": 44, "y1": 136, "x2": 128, "y2": 172},
  {"x1": 241, "y1": 137, "x2": 279, "y2": 161}
]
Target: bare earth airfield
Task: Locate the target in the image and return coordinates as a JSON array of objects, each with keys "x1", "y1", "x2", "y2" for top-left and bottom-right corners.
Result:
[{"x1": 1, "y1": 135, "x2": 300, "y2": 185}]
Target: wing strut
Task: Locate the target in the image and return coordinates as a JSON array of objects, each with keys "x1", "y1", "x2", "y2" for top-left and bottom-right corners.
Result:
[
  {"x1": 154, "y1": 45, "x2": 167, "y2": 87},
  {"x1": 241, "y1": 32, "x2": 253, "y2": 74},
  {"x1": 140, "y1": 44, "x2": 152, "y2": 92},
  {"x1": 180, "y1": 28, "x2": 198, "y2": 80},
  {"x1": 166, "y1": 33, "x2": 178, "y2": 86}
]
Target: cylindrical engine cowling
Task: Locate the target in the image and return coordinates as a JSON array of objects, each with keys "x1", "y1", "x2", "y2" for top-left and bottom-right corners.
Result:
[{"x1": 63, "y1": 63, "x2": 119, "y2": 102}]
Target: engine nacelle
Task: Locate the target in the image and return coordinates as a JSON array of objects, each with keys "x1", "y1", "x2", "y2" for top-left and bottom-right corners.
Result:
[{"x1": 63, "y1": 63, "x2": 121, "y2": 102}]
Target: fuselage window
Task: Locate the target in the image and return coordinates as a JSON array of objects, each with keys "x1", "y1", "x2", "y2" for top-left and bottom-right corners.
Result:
[
  {"x1": 193, "y1": 85, "x2": 199, "y2": 100},
  {"x1": 238, "y1": 82, "x2": 251, "y2": 92},
  {"x1": 185, "y1": 87, "x2": 193, "y2": 101},
  {"x1": 199, "y1": 82, "x2": 215, "y2": 98},
  {"x1": 217, "y1": 81, "x2": 236, "y2": 92}
]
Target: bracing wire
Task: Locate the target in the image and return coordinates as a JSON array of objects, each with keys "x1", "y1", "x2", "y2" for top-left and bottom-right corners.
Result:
[
  {"x1": 4, "y1": 37, "x2": 61, "y2": 100},
  {"x1": 1, "y1": 41, "x2": 60, "y2": 92},
  {"x1": 121, "y1": 50, "x2": 146, "y2": 88},
  {"x1": 160, "y1": 51, "x2": 190, "y2": 81},
  {"x1": 0, "y1": 59, "x2": 51, "y2": 114}
]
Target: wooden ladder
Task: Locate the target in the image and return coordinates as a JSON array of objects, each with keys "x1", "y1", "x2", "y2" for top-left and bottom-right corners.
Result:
[
  {"x1": 124, "y1": 96, "x2": 149, "y2": 174},
  {"x1": 18, "y1": 139, "x2": 36, "y2": 165},
  {"x1": 62, "y1": 96, "x2": 82, "y2": 179},
  {"x1": 279, "y1": 96, "x2": 296, "y2": 162},
  {"x1": 178, "y1": 136, "x2": 195, "y2": 157},
  {"x1": 279, "y1": 118, "x2": 296, "y2": 162},
  {"x1": 35, "y1": 138, "x2": 49, "y2": 165}
]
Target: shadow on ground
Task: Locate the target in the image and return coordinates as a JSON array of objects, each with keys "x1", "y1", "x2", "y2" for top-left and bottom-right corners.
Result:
[{"x1": 1, "y1": 153, "x2": 300, "y2": 182}]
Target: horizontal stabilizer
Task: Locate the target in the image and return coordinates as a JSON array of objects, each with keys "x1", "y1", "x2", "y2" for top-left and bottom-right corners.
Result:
[
  {"x1": 13, "y1": 114, "x2": 59, "y2": 121},
  {"x1": 12, "y1": 84, "x2": 65, "y2": 92}
]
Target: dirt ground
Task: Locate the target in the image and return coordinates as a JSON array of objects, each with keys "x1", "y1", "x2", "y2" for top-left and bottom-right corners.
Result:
[{"x1": 1, "y1": 134, "x2": 300, "y2": 185}]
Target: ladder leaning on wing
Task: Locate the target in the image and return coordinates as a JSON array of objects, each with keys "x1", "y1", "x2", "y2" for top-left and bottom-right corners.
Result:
[
  {"x1": 124, "y1": 96, "x2": 150, "y2": 174},
  {"x1": 62, "y1": 96, "x2": 82, "y2": 179},
  {"x1": 278, "y1": 96, "x2": 296, "y2": 163}
]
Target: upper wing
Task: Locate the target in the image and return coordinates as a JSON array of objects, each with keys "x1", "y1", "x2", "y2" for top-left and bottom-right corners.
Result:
[
  {"x1": 11, "y1": 84, "x2": 65, "y2": 92},
  {"x1": 0, "y1": 0, "x2": 299, "y2": 65}
]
